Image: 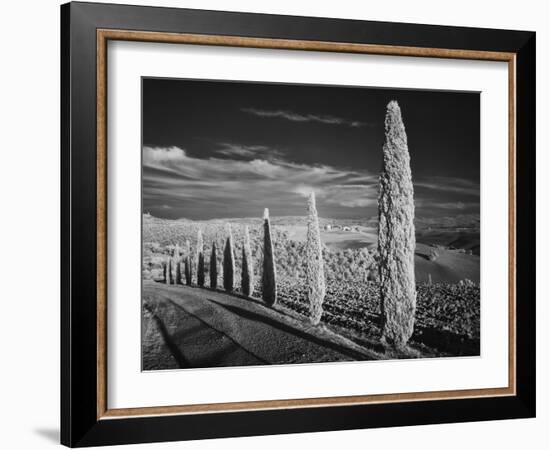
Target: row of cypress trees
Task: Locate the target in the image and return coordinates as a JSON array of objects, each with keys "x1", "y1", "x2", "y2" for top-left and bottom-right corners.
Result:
[
  {"x1": 161, "y1": 218, "x2": 277, "y2": 304},
  {"x1": 161, "y1": 193, "x2": 325, "y2": 324}
]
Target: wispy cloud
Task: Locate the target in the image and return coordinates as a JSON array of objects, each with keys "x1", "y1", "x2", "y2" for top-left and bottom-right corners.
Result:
[
  {"x1": 293, "y1": 184, "x2": 376, "y2": 208},
  {"x1": 143, "y1": 147, "x2": 479, "y2": 220},
  {"x1": 414, "y1": 176, "x2": 479, "y2": 197},
  {"x1": 241, "y1": 107, "x2": 370, "y2": 128},
  {"x1": 142, "y1": 146, "x2": 378, "y2": 217},
  {"x1": 416, "y1": 199, "x2": 479, "y2": 211},
  {"x1": 215, "y1": 142, "x2": 283, "y2": 159}
]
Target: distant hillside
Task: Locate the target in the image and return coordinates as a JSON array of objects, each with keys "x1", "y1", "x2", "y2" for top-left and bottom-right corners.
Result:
[
  {"x1": 417, "y1": 230, "x2": 480, "y2": 255},
  {"x1": 144, "y1": 214, "x2": 479, "y2": 253},
  {"x1": 166, "y1": 215, "x2": 369, "y2": 228},
  {"x1": 144, "y1": 213, "x2": 479, "y2": 283}
]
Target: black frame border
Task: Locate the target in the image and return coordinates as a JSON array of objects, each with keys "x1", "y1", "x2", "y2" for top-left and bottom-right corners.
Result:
[{"x1": 61, "y1": 2, "x2": 535, "y2": 447}]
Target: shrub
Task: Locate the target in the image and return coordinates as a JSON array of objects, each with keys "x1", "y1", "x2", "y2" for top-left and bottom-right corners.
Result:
[{"x1": 428, "y1": 249, "x2": 439, "y2": 261}]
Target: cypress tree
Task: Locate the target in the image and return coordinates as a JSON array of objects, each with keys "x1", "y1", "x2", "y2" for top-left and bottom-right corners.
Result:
[
  {"x1": 306, "y1": 191, "x2": 326, "y2": 325},
  {"x1": 223, "y1": 224, "x2": 235, "y2": 292},
  {"x1": 163, "y1": 260, "x2": 169, "y2": 284},
  {"x1": 196, "y1": 229, "x2": 205, "y2": 287},
  {"x1": 210, "y1": 242, "x2": 218, "y2": 289},
  {"x1": 378, "y1": 100, "x2": 416, "y2": 348},
  {"x1": 184, "y1": 257, "x2": 191, "y2": 285},
  {"x1": 241, "y1": 225, "x2": 254, "y2": 297},
  {"x1": 171, "y1": 244, "x2": 180, "y2": 284},
  {"x1": 168, "y1": 257, "x2": 174, "y2": 284},
  {"x1": 175, "y1": 260, "x2": 182, "y2": 285},
  {"x1": 261, "y1": 208, "x2": 277, "y2": 305},
  {"x1": 184, "y1": 239, "x2": 192, "y2": 286}
]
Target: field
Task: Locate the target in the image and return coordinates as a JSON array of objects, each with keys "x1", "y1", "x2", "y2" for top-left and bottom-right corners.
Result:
[{"x1": 143, "y1": 214, "x2": 480, "y2": 361}]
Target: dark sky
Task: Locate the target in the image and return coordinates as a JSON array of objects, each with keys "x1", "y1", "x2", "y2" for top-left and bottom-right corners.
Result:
[{"x1": 142, "y1": 77, "x2": 479, "y2": 221}]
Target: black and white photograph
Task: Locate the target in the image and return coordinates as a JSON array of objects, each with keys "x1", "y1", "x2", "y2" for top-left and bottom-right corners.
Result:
[{"x1": 141, "y1": 77, "x2": 481, "y2": 370}]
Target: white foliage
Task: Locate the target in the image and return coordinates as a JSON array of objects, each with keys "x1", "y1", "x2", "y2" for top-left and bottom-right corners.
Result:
[
  {"x1": 306, "y1": 191, "x2": 326, "y2": 325},
  {"x1": 196, "y1": 229, "x2": 203, "y2": 258},
  {"x1": 378, "y1": 100, "x2": 416, "y2": 347}
]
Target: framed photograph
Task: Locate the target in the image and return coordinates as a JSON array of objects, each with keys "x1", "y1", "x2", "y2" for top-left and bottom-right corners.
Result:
[{"x1": 61, "y1": 1, "x2": 536, "y2": 447}]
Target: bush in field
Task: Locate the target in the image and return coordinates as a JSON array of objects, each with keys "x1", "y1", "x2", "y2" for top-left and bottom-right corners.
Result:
[
  {"x1": 184, "y1": 239, "x2": 192, "y2": 286},
  {"x1": 262, "y1": 208, "x2": 277, "y2": 305},
  {"x1": 378, "y1": 100, "x2": 416, "y2": 348},
  {"x1": 305, "y1": 192, "x2": 326, "y2": 325},
  {"x1": 223, "y1": 224, "x2": 235, "y2": 292},
  {"x1": 210, "y1": 242, "x2": 218, "y2": 289},
  {"x1": 196, "y1": 229, "x2": 205, "y2": 287},
  {"x1": 241, "y1": 225, "x2": 254, "y2": 297}
]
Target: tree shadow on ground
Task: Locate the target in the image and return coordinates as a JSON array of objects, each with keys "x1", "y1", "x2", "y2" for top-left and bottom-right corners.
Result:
[
  {"x1": 144, "y1": 304, "x2": 193, "y2": 368},
  {"x1": 205, "y1": 297, "x2": 378, "y2": 361},
  {"x1": 162, "y1": 300, "x2": 269, "y2": 367}
]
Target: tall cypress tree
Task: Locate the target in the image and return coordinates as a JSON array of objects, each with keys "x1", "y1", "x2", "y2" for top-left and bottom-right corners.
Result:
[
  {"x1": 261, "y1": 208, "x2": 277, "y2": 305},
  {"x1": 184, "y1": 239, "x2": 192, "y2": 286},
  {"x1": 196, "y1": 229, "x2": 205, "y2": 287},
  {"x1": 163, "y1": 260, "x2": 169, "y2": 284},
  {"x1": 172, "y1": 244, "x2": 180, "y2": 285},
  {"x1": 378, "y1": 100, "x2": 416, "y2": 348},
  {"x1": 306, "y1": 191, "x2": 326, "y2": 324},
  {"x1": 223, "y1": 225, "x2": 235, "y2": 292},
  {"x1": 168, "y1": 257, "x2": 174, "y2": 285},
  {"x1": 241, "y1": 225, "x2": 254, "y2": 297},
  {"x1": 175, "y1": 260, "x2": 182, "y2": 285},
  {"x1": 210, "y1": 241, "x2": 218, "y2": 289}
]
